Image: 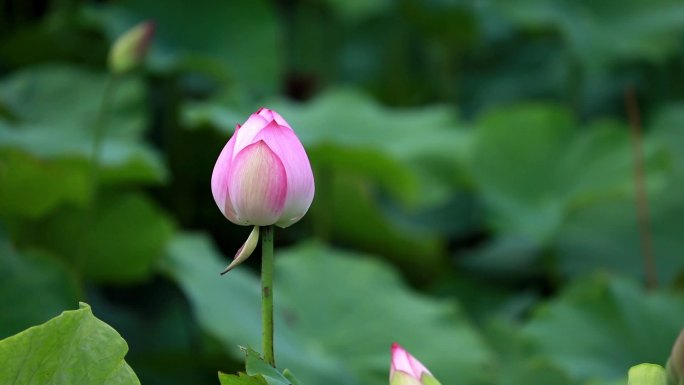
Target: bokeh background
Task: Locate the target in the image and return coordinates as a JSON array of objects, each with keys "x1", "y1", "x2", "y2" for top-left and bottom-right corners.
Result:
[{"x1": 1, "y1": 1, "x2": 684, "y2": 384}]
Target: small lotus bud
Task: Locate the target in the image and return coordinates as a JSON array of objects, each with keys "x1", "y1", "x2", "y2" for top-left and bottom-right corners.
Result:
[
  {"x1": 390, "y1": 343, "x2": 442, "y2": 385},
  {"x1": 211, "y1": 108, "x2": 315, "y2": 228},
  {"x1": 628, "y1": 363, "x2": 667, "y2": 385},
  {"x1": 108, "y1": 21, "x2": 155, "y2": 74}
]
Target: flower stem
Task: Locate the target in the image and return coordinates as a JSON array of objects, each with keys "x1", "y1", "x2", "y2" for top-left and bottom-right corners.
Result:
[
  {"x1": 261, "y1": 225, "x2": 275, "y2": 366},
  {"x1": 90, "y1": 73, "x2": 119, "y2": 189},
  {"x1": 75, "y1": 73, "x2": 119, "y2": 272}
]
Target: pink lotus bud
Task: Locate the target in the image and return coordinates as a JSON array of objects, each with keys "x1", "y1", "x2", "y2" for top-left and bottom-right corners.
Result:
[
  {"x1": 211, "y1": 108, "x2": 315, "y2": 228},
  {"x1": 108, "y1": 21, "x2": 155, "y2": 74},
  {"x1": 390, "y1": 343, "x2": 442, "y2": 385}
]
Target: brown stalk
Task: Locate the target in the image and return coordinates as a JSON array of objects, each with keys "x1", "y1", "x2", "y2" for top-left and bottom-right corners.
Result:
[{"x1": 625, "y1": 86, "x2": 658, "y2": 290}]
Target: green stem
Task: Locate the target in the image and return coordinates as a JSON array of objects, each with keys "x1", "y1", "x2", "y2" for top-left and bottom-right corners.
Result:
[
  {"x1": 90, "y1": 73, "x2": 119, "y2": 192},
  {"x1": 261, "y1": 225, "x2": 275, "y2": 366},
  {"x1": 74, "y1": 73, "x2": 120, "y2": 272}
]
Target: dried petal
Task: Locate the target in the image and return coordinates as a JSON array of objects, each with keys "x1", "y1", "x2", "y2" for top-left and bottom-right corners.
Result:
[{"x1": 220, "y1": 226, "x2": 260, "y2": 274}]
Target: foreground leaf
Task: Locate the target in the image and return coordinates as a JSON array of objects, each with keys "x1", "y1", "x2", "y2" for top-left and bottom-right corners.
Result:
[
  {"x1": 282, "y1": 369, "x2": 304, "y2": 385},
  {"x1": 218, "y1": 372, "x2": 268, "y2": 385},
  {"x1": 0, "y1": 303, "x2": 140, "y2": 385},
  {"x1": 244, "y1": 347, "x2": 293, "y2": 385},
  {"x1": 218, "y1": 346, "x2": 303, "y2": 385}
]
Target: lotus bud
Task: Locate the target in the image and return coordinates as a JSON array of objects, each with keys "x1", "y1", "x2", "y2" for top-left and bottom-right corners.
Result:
[
  {"x1": 108, "y1": 21, "x2": 155, "y2": 74},
  {"x1": 211, "y1": 108, "x2": 315, "y2": 229},
  {"x1": 390, "y1": 343, "x2": 442, "y2": 385},
  {"x1": 629, "y1": 363, "x2": 667, "y2": 385}
]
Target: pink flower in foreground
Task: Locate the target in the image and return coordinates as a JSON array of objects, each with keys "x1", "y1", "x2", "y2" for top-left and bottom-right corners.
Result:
[
  {"x1": 390, "y1": 343, "x2": 442, "y2": 385},
  {"x1": 211, "y1": 108, "x2": 315, "y2": 228}
]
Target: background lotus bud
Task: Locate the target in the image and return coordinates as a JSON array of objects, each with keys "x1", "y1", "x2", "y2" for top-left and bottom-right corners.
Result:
[
  {"x1": 390, "y1": 343, "x2": 442, "y2": 385},
  {"x1": 108, "y1": 21, "x2": 155, "y2": 74},
  {"x1": 629, "y1": 363, "x2": 667, "y2": 385},
  {"x1": 211, "y1": 108, "x2": 315, "y2": 228},
  {"x1": 667, "y1": 328, "x2": 684, "y2": 385}
]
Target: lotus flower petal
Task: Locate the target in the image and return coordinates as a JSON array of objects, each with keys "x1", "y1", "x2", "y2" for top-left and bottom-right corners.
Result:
[
  {"x1": 211, "y1": 129, "x2": 239, "y2": 223},
  {"x1": 257, "y1": 107, "x2": 291, "y2": 129},
  {"x1": 233, "y1": 113, "x2": 270, "y2": 156},
  {"x1": 253, "y1": 121, "x2": 315, "y2": 228},
  {"x1": 228, "y1": 140, "x2": 287, "y2": 225},
  {"x1": 390, "y1": 343, "x2": 436, "y2": 385}
]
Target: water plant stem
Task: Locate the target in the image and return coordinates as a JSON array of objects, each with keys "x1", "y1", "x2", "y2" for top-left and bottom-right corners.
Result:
[
  {"x1": 74, "y1": 74, "x2": 120, "y2": 272},
  {"x1": 261, "y1": 225, "x2": 275, "y2": 366}
]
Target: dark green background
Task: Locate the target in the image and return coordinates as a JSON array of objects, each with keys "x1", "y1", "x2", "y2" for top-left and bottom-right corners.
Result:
[{"x1": 1, "y1": 1, "x2": 684, "y2": 385}]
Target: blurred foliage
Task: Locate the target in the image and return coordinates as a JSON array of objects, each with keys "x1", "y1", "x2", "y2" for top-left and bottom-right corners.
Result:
[
  {"x1": 163, "y1": 235, "x2": 490, "y2": 385},
  {"x1": 1, "y1": 0, "x2": 684, "y2": 385}
]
